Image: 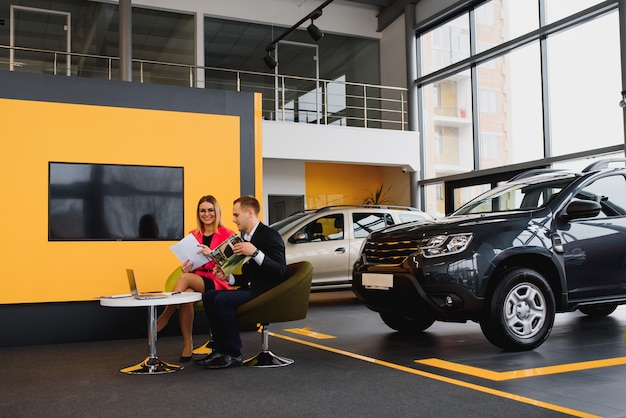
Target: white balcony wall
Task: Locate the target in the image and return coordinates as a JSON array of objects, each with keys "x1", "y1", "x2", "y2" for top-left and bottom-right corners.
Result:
[
  {"x1": 262, "y1": 158, "x2": 306, "y2": 220},
  {"x1": 263, "y1": 121, "x2": 420, "y2": 168},
  {"x1": 262, "y1": 121, "x2": 421, "y2": 221}
]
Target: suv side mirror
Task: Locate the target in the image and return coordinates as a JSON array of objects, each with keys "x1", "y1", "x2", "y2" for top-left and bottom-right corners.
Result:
[
  {"x1": 560, "y1": 199, "x2": 602, "y2": 221},
  {"x1": 289, "y1": 232, "x2": 308, "y2": 244}
]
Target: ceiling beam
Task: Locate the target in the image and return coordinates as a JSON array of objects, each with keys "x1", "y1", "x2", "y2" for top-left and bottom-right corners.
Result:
[
  {"x1": 348, "y1": 0, "x2": 390, "y2": 6},
  {"x1": 376, "y1": 0, "x2": 418, "y2": 32}
]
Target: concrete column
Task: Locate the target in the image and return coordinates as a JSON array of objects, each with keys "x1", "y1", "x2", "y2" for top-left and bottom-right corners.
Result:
[
  {"x1": 405, "y1": 3, "x2": 420, "y2": 209},
  {"x1": 619, "y1": 0, "x2": 626, "y2": 149},
  {"x1": 195, "y1": 10, "x2": 205, "y2": 88},
  {"x1": 119, "y1": 0, "x2": 132, "y2": 82}
]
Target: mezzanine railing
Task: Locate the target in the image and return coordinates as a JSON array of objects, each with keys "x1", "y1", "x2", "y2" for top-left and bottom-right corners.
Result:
[{"x1": 0, "y1": 45, "x2": 407, "y2": 130}]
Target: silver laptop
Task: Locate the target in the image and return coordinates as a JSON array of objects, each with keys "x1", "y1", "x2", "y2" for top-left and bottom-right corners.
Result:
[{"x1": 126, "y1": 269, "x2": 168, "y2": 300}]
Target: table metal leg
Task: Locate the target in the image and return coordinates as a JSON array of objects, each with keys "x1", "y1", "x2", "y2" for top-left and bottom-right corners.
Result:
[{"x1": 120, "y1": 305, "x2": 184, "y2": 374}]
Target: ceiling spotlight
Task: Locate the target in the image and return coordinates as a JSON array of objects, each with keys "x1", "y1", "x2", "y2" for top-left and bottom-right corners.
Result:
[
  {"x1": 263, "y1": 53, "x2": 277, "y2": 70},
  {"x1": 261, "y1": 0, "x2": 333, "y2": 68},
  {"x1": 307, "y1": 20, "x2": 324, "y2": 41}
]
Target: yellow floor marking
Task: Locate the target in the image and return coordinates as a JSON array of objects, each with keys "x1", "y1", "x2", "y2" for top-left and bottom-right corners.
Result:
[
  {"x1": 283, "y1": 327, "x2": 336, "y2": 339},
  {"x1": 271, "y1": 330, "x2": 600, "y2": 418},
  {"x1": 417, "y1": 357, "x2": 626, "y2": 381}
]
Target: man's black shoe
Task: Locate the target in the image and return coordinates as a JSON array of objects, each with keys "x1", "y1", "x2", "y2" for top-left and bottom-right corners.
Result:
[
  {"x1": 194, "y1": 351, "x2": 223, "y2": 366},
  {"x1": 204, "y1": 354, "x2": 243, "y2": 369}
]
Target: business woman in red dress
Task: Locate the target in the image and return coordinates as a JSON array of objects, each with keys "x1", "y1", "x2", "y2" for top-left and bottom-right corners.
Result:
[{"x1": 156, "y1": 195, "x2": 234, "y2": 361}]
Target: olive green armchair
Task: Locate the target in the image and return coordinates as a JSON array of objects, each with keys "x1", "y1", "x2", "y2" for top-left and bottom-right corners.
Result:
[{"x1": 236, "y1": 261, "x2": 313, "y2": 367}]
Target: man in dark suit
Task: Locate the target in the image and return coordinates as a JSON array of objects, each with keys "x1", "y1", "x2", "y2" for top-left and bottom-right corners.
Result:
[{"x1": 197, "y1": 195, "x2": 286, "y2": 369}]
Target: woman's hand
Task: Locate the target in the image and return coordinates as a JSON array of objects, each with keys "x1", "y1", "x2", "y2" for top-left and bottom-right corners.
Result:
[
  {"x1": 181, "y1": 260, "x2": 194, "y2": 273},
  {"x1": 197, "y1": 244, "x2": 212, "y2": 257}
]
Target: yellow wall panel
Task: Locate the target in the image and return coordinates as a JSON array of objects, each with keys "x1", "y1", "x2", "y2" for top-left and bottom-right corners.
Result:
[
  {"x1": 304, "y1": 162, "x2": 384, "y2": 208},
  {"x1": 254, "y1": 93, "x2": 264, "y2": 218},
  {"x1": 0, "y1": 98, "x2": 242, "y2": 303}
]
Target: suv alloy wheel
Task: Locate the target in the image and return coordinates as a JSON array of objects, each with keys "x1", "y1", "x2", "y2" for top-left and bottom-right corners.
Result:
[{"x1": 480, "y1": 268, "x2": 555, "y2": 351}]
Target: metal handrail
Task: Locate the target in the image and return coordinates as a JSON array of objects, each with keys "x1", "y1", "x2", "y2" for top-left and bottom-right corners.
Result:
[{"x1": 0, "y1": 44, "x2": 408, "y2": 130}]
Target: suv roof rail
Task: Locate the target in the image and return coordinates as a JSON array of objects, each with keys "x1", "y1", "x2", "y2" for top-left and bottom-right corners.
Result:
[
  {"x1": 508, "y1": 168, "x2": 567, "y2": 181},
  {"x1": 582, "y1": 158, "x2": 626, "y2": 172},
  {"x1": 314, "y1": 204, "x2": 422, "y2": 212}
]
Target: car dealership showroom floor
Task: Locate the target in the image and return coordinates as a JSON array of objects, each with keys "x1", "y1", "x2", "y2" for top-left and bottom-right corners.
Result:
[{"x1": 2, "y1": 291, "x2": 626, "y2": 417}]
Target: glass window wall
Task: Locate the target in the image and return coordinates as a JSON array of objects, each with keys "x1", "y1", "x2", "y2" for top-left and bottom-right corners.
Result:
[
  {"x1": 475, "y1": 0, "x2": 539, "y2": 53},
  {"x1": 423, "y1": 183, "x2": 446, "y2": 218},
  {"x1": 477, "y1": 43, "x2": 543, "y2": 169},
  {"x1": 421, "y1": 70, "x2": 473, "y2": 180},
  {"x1": 547, "y1": 11, "x2": 622, "y2": 156},
  {"x1": 420, "y1": 14, "x2": 469, "y2": 76},
  {"x1": 545, "y1": 0, "x2": 604, "y2": 24},
  {"x1": 417, "y1": 0, "x2": 624, "y2": 212}
]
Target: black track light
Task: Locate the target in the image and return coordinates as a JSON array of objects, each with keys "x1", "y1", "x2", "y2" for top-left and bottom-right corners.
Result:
[
  {"x1": 307, "y1": 20, "x2": 324, "y2": 41},
  {"x1": 264, "y1": 53, "x2": 278, "y2": 70},
  {"x1": 262, "y1": 0, "x2": 333, "y2": 69}
]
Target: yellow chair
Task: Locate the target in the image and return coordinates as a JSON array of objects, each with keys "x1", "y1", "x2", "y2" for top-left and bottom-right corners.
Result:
[
  {"x1": 236, "y1": 261, "x2": 313, "y2": 367},
  {"x1": 163, "y1": 267, "x2": 212, "y2": 355}
]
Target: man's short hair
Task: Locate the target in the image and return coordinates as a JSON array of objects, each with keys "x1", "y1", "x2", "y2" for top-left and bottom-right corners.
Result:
[{"x1": 234, "y1": 195, "x2": 260, "y2": 215}]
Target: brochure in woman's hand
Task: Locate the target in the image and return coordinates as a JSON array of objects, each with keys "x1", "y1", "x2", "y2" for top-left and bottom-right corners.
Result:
[
  {"x1": 169, "y1": 233, "x2": 250, "y2": 275},
  {"x1": 169, "y1": 233, "x2": 209, "y2": 269}
]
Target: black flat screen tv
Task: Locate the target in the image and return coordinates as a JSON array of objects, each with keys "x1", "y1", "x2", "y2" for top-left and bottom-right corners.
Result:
[{"x1": 48, "y1": 162, "x2": 184, "y2": 241}]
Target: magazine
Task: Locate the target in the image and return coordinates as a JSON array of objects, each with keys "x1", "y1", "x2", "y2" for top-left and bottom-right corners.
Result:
[
  {"x1": 209, "y1": 233, "x2": 251, "y2": 276},
  {"x1": 169, "y1": 233, "x2": 250, "y2": 275}
]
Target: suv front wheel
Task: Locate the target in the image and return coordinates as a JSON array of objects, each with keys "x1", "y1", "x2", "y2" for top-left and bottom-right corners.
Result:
[
  {"x1": 380, "y1": 312, "x2": 436, "y2": 334},
  {"x1": 579, "y1": 304, "x2": 617, "y2": 317},
  {"x1": 480, "y1": 268, "x2": 555, "y2": 351}
]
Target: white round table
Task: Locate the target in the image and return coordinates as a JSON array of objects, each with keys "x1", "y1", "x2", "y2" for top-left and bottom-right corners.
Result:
[{"x1": 100, "y1": 292, "x2": 202, "y2": 374}]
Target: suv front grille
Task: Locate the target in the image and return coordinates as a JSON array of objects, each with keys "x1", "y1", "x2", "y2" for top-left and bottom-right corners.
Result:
[{"x1": 363, "y1": 239, "x2": 423, "y2": 265}]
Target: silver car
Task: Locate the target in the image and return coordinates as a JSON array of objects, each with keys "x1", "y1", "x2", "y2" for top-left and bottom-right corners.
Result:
[{"x1": 270, "y1": 205, "x2": 432, "y2": 290}]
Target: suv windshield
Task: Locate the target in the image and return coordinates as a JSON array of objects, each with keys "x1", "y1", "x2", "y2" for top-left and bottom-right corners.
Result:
[
  {"x1": 453, "y1": 173, "x2": 579, "y2": 215},
  {"x1": 270, "y1": 212, "x2": 313, "y2": 234}
]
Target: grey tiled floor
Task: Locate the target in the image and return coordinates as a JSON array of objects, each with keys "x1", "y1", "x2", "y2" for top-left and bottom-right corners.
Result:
[
  {"x1": 296, "y1": 292, "x2": 626, "y2": 417},
  {"x1": 1, "y1": 292, "x2": 624, "y2": 417}
]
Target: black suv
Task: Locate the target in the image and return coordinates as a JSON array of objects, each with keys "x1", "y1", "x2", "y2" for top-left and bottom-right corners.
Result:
[{"x1": 352, "y1": 159, "x2": 626, "y2": 351}]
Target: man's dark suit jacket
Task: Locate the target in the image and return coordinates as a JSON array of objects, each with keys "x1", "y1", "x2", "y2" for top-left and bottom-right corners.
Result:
[{"x1": 234, "y1": 222, "x2": 286, "y2": 295}]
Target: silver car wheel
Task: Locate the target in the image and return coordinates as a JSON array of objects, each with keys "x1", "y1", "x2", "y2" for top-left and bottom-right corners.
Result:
[{"x1": 503, "y1": 282, "x2": 546, "y2": 339}]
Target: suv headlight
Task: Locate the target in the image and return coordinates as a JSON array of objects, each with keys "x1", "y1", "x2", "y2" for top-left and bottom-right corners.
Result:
[{"x1": 421, "y1": 234, "x2": 473, "y2": 258}]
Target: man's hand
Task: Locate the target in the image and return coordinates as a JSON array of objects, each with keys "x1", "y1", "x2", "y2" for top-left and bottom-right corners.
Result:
[
  {"x1": 233, "y1": 241, "x2": 257, "y2": 257},
  {"x1": 213, "y1": 265, "x2": 227, "y2": 281}
]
